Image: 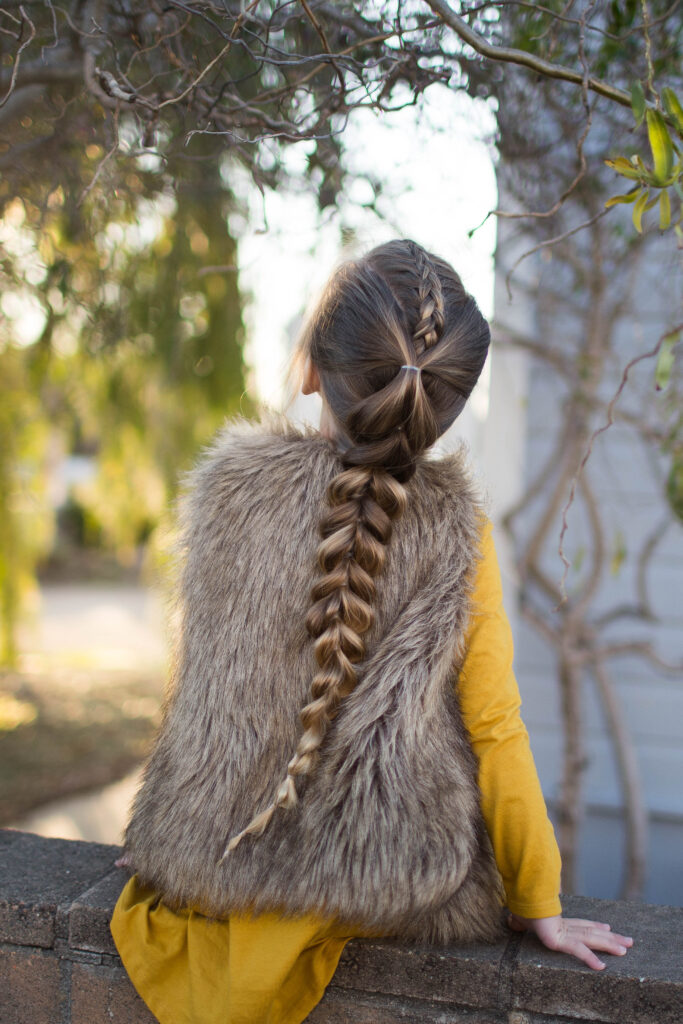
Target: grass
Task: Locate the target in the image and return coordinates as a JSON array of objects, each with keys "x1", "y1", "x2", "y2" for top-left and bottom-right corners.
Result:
[{"x1": 0, "y1": 667, "x2": 164, "y2": 825}]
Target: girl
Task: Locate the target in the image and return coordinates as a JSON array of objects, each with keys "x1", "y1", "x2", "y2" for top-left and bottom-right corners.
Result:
[{"x1": 111, "y1": 239, "x2": 633, "y2": 1024}]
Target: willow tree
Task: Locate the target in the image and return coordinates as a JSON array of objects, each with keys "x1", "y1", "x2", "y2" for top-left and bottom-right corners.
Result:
[{"x1": 0, "y1": 142, "x2": 247, "y2": 664}]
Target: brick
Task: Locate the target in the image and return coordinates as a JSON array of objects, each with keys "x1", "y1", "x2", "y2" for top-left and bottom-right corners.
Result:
[
  {"x1": 71, "y1": 961, "x2": 157, "y2": 1024},
  {"x1": 0, "y1": 947, "x2": 61, "y2": 1024},
  {"x1": 69, "y1": 868, "x2": 129, "y2": 956},
  {"x1": 332, "y1": 934, "x2": 510, "y2": 1010},
  {"x1": 0, "y1": 831, "x2": 118, "y2": 949},
  {"x1": 511, "y1": 895, "x2": 683, "y2": 1024},
  {"x1": 309, "y1": 986, "x2": 507, "y2": 1022},
  {"x1": 2, "y1": 833, "x2": 683, "y2": 1024}
]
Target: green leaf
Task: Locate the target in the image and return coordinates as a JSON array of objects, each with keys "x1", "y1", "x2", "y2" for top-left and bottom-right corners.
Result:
[
  {"x1": 610, "y1": 531, "x2": 627, "y2": 576},
  {"x1": 572, "y1": 546, "x2": 586, "y2": 573},
  {"x1": 604, "y1": 157, "x2": 643, "y2": 181},
  {"x1": 646, "y1": 109, "x2": 674, "y2": 184},
  {"x1": 631, "y1": 81, "x2": 646, "y2": 128},
  {"x1": 632, "y1": 188, "x2": 649, "y2": 232},
  {"x1": 655, "y1": 332, "x2": 678, "y2": 391},
  {"x1": 667, "y1": 455, "x2": 683, "y2": 523},
  {"x1": 629, "y1": 153, "x2": 648, "y2": 174},
  {"x1": 605, "y1": 191, "x2": 639, "y2": 207},
  {"x1": 663, "y1": 87, "x2": 683, "y2": 136},
  {"x1": 659, "y1": 190, "x2": 671, "y2": 229}
]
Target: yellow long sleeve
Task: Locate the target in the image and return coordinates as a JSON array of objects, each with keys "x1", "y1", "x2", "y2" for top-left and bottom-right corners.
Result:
[{"x1": 457, "y1": 521, "x2": 563, "y2": 919}]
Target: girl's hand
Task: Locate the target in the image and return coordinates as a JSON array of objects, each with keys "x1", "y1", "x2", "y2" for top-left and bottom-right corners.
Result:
[
  {"x1": 115, "y1": 853, "x2": 133, "y2": 869},
  {"x1": 507, "y1": 912, "x2": 634, "y2": 971}
]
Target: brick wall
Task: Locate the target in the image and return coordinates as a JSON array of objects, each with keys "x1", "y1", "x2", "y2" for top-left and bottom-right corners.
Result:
[{"x1": 1, "y1": 829, "x2": 682, "y2": 1024}]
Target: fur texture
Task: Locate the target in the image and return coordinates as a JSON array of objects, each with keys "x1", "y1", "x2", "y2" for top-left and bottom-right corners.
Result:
[{"x1": 124, "y1": 414, "x2": 505, "y2": 944}]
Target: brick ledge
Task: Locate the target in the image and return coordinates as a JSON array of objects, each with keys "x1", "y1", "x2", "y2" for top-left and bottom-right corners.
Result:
[{"x1": 1, "y1": 829, "x2": 682, "y2": 1024}]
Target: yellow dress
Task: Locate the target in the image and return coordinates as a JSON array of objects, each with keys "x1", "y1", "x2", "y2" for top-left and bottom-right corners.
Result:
[{"x1": 111, "y1": 521, "x2": 562, "y2": 1024}]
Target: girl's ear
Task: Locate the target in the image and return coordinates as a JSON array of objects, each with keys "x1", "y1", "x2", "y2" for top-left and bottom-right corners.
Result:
[{"x1": 301, "y1": 355, "x2": 321, "y2": 396}]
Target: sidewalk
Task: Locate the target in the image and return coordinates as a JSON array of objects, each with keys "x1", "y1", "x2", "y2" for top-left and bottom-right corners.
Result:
[
  {"x1": 8, "y1": 769, "x2": 142, "y2": 845},
  {"x1": 8, "y1": 581, "x2": 165, "y2": 843}
]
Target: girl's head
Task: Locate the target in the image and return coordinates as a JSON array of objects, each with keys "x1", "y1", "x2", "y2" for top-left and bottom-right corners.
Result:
[
  {"x1": 223, "y1": 239, "x2": 490, "y2": 856},
  {"x1": 296, "y1": 238, "x2": 490, "y2": 481}
]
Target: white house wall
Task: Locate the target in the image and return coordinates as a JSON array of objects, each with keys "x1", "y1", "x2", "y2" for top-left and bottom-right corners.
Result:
[{"x1": 491, "y1": 212, "x2": 683, "y2": 906}]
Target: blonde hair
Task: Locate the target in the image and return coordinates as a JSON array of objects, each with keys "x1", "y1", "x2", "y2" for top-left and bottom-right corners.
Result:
[{"x1": 223, "y1": 239, "x2": 489, "y2": 855}]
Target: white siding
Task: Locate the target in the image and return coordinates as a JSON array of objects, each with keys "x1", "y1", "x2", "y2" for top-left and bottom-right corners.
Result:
[{"x1": 489, "y1": 211, "x2": 683, "y2": 906}]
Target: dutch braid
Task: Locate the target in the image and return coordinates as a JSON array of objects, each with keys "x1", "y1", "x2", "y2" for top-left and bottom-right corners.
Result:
[
  {"x1": 223, "y1": 240, "x2": 489, "y2": 855},
  {"x1": 408, "y1": 240, "x2": 445, "y2": 353}
]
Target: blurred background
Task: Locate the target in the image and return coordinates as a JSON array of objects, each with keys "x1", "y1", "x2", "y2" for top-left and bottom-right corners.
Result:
[{"x1": 1, "y1": 1, "x2": 681, "y2": 910}]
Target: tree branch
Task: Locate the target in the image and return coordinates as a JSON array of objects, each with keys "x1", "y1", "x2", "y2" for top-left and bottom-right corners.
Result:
[
  {"x1": 423, "y1": 0, "x2": 632, "y2": 107},
  {"x1": 591, "y1": 658, "x2": 648, "y2": 899}
]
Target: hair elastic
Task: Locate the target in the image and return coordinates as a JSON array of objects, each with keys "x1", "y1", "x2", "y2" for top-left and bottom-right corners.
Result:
[{"x1": 401, "y1": 364, "x2": 421, "y2": 373}]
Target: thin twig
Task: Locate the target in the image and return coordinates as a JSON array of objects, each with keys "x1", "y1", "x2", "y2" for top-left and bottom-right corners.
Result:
[
  {"x1": 77, "y1": 108, "x2": 120, "y2": 206},
  {"x1": 505, "y1": 208, "x2": 609, "y2": 300},
  {"x1": 556, "y1": 322, "x2": 683, "y2": 604},
  {"x1": 0, "y1": 5, "x2": 36, "y2": 109},
  {"x1": 300, "y1": 0, "x2": 346, "y2": 92}
]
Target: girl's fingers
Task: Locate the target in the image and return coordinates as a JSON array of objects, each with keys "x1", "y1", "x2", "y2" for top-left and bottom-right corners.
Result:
[
  {"x1": 561, "y1": 939, "x2": 606, "y2": 971},
  {"x1": 559, "y1": 925, "x2": 633, "y2": 961},
  {"x1": 566, "y1": 918, "x2": 611, "y2": 930},
  {"x1": 509, "y1": 914, "x2": 634, "y2": 972},
  {"x1": 579, "y1": 931, "x2": 630, "y2": 955},
  {"x1": 565, "y1": 923, "x2": 633, "y2": 951}
]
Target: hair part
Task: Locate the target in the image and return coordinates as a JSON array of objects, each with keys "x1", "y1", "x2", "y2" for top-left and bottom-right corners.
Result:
[{"x1": 222, "y1": 239, "x2": 490, "y2": 856}]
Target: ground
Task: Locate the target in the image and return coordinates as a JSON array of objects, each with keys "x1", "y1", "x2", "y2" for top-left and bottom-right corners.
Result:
[
  {"x1": 0, "y1": 667, "x2": 163, "y2": 825},
  {"x1": 0, "y1": 580, "x2": 166, "y2": 827}
]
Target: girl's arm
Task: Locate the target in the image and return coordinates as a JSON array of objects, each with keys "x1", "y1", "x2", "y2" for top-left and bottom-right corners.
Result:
[{"x1": 456, "y1": 521, "x2": 633, "y2": 970}]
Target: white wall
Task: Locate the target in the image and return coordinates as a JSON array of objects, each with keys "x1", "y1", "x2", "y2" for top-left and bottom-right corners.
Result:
[{"x1": 493, "y1": 215, "x2": 683, "y2": 906}]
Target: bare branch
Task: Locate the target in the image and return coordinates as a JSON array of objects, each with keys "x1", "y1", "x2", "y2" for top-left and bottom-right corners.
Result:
[
  {"x1": 556, "y1": 322, "x2": 683, "y2": 604},
  {"x1": 493, "y1": 325, "x2": 574, "y2": 378},
  {"x1": 423, "y1": 0, "x2": 632, "y2": 107},
  {"x1": 0, "y1": 5, "x2": 36, "y2": 109},
  {"x1": 591, "y1": 658, "x2": 648, "y2": 899},
  {"x1": 636, "y1": 517, "x2": 671, "y2": 617},
  {"x1": 504, "y1": 208, "x2": 610, "y2": 300},
  {"x1": 77, "y1": 107, "x2": 120, "y2": 207},
  {"x1": 556, "y1": 657, "x2": 585, "y2": 892},
  {"x1": 300, "y1": 0, "x2": 346, "y2": 93},
  {"x1": 593, "y1": 642, "x2": 683, "y2": 674}
]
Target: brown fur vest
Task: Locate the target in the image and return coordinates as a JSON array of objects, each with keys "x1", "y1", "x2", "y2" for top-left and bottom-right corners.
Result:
[{"x1": 123, "y1": 414, "x2": 504, "y2": 944}]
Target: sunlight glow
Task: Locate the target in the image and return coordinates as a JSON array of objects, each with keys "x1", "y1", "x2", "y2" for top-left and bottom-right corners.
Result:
[{"x1": 238, "y1": 88, "x2": 498, "y2": 429}]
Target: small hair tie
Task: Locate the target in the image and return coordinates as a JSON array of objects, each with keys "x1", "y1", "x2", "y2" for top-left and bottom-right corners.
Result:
[{"x1": 401, "y1": 364, "x2": 421, "y2": 374}]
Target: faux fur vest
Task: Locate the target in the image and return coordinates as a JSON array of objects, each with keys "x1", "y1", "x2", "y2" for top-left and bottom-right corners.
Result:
[{"x1": 124, "y1": 414, "x2": 505, "y2": 944}]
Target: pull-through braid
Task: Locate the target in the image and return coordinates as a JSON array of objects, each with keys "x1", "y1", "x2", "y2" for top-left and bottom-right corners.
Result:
[
  {"x1": 222, "y1": 463, "x2": 406, "y2": 855},
  {"x1": 408, "y1": 241, "x2": 445, "y2": 353},
  {"x1": 221, "y1": 238, "x2": 489, "y2": 857}
]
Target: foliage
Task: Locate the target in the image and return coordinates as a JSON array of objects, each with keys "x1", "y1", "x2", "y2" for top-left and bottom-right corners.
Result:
[
  {"x1": 0, "y1": 345, "x2": 53, "y2": 665},
  {"x1": 0, "y1": 153, "x2": 248, "y2": 665},
  {"x1": 0, "y1": 2, "x2": 680, "y2": 228}
]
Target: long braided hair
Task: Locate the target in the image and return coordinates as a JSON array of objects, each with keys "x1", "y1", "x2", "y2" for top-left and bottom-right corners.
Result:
[{"x1": 224, "y1": 239, "x2": 490, "y2": 853}]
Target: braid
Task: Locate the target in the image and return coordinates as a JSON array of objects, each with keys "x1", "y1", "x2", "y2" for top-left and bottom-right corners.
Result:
[
  {"x1": 223, "y1": 463, "x2": 406, "y2": 855},
  {"x1": 221, "y1": 238, "x2": 490, "y2": 857},
  {"x1": 408, "y1": 241, "x2": 445, "y2": 353}
]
